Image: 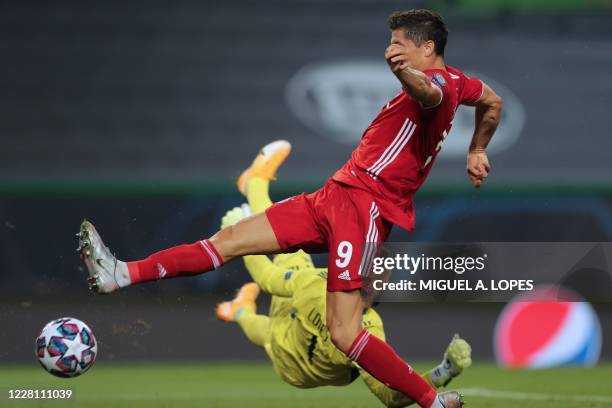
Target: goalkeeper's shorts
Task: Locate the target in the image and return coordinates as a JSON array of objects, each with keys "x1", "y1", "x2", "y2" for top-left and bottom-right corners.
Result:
[{"x1": 265, "y1": 179, "x2": 391, "y2": 292}]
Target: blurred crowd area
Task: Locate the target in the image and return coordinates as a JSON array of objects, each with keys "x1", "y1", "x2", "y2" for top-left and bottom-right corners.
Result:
[{"x1": 0, "y1": 0, "x2": 611, "y2": 184}]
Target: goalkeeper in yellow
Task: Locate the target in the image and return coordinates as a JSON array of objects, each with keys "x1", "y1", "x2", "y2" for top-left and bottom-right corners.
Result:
[{"x1": 215, "y1": 141, "x2": 472, "y2": 407}]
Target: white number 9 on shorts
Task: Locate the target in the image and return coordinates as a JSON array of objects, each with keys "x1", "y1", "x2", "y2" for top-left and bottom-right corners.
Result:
[{"x1": 335, "y1": 241, "x2": 353, "y2": 268}]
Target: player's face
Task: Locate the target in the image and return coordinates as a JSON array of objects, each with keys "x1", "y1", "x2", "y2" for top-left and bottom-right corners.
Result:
[{"x1": 390, "y1": 29, "x2": 426, "y2": 70}]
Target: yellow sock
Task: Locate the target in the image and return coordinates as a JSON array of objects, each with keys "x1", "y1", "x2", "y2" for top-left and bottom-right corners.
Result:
[
  {"x1": 247, "y1": 177, "x2": 273, "y2": 214},
  {"x1": 236, "y1": 308, "x2": 271, "y2": 348}
]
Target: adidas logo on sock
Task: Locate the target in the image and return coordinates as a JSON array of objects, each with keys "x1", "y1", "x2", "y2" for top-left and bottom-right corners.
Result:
[
  {"x1": 157, "y1": 263, "x2": 168, "y2": 278},
  {"x1": 338, "y1": 270, "x2": 352, "y2": 280}
]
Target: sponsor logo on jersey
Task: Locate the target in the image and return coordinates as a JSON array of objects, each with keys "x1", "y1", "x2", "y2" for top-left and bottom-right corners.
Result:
[
  {"x1": 338, "y1": 270, "x2": 352, "y2": 280},
  {"x1": 307, "y1": 308, "x2": 330, "y2": 341},
  {"x1": 285, "y1": 60, "x2": 525, "y2": 158}
]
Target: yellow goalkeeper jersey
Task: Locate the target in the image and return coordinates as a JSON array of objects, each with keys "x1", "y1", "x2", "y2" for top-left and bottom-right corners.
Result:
[
  {"x1": 263, "y1": 268, "x2": 385, "y2": 388},
  {"x1": 241, "y1": 254, "x2": 417, "y2": 408}
]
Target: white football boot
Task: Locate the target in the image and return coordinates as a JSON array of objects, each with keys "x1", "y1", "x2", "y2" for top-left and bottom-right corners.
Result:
[
  {"x1": 433, "y1": 390, "x2": 464, "y2": 408},
  {"x1": 77, "y1": 220, "x2": 130, "y2": 294}
]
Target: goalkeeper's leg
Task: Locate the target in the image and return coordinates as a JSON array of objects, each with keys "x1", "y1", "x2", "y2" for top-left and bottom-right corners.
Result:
[
  {"x1": 237, "y1": 140, "x2": 291, "y2": 212},
  {"x1": 246, "y1": 177, "x2": 273, "y2": 213},
  {"x1": 236, "y1": 311, "x2": 271, "y2": 348},
  {"x1": 239, "y1": 141, "x2": 315, "y2": 273},
  {"x1": 228, "y1": 139, "x2": 314, "y2": 291},
  {"x1": 215, "y1": 283, "x2": 271, "y2": 348}
]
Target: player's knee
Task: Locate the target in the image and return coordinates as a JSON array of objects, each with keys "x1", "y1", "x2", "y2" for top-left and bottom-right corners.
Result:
[
  {"x1": 328, "y1": 321, "x2": 359, "y2": 354},
  {"x1": 328, "y1": 325, "x2": 350, "y2": 353},
  {"x1": 210, "y1": 225, "x2": 246, "y2": 260}
]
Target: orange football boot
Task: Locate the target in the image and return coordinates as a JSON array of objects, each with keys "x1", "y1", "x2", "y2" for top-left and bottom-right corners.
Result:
[
  {"x1": 215, "y1": 282, "x2": 260, "y2": 322},
  {"x1": 237, "y1": 140, "x2": 292, "y2": 196}
]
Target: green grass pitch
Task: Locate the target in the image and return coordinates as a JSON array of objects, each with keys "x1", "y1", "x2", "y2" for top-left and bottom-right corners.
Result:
[{"x1": 1, "y1": 361, "x2": 611, "y2": 407}]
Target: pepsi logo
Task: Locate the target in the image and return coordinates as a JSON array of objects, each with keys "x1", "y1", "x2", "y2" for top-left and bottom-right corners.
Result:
[{"x1": 494, "y1": 288, "x2": 602, "y2": 368}]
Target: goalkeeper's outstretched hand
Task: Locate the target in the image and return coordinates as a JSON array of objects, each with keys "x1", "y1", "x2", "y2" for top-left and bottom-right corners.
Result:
[
  {"x1": 429, "y1": 334, "x2": 473, "y2": 388},
  {"x1": 220, "y1": 204, "x2": 251, "y2": 229},
  {"x1": 437, "y1": 333, "x2": 472, "y2": 387},
  {"x1": 445, "y1": 333, "x2": 473, "y2": 373}
]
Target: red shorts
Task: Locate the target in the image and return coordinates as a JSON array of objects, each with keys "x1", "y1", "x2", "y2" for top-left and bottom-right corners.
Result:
[{"x1": 265, "y1": 180, "x2": 392, "y2": 291}]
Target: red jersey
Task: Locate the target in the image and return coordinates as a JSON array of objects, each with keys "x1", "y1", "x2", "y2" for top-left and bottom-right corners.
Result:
[{"x1": 332, "y1": 66, "x2": 483, "y2": 231}]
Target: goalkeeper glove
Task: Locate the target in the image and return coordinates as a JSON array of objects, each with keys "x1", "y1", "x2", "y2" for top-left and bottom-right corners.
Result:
[
  {"x1": 429, "y1": 334, "x2": 472, "y2": 388},
  {"x1": 220, "y1": 204, "x2": 251, "y2": 229}
]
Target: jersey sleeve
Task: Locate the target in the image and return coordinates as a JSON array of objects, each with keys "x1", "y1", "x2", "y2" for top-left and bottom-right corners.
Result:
[
  {"x1": 460, "y1": 75, "x2": 484, "y2": 105},
  {"x1": 242, "y1": 255, "x2": 297, "y2": 297}
]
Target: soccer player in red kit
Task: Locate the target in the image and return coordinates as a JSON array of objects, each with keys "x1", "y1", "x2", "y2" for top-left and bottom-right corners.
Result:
[{"x1": 78, "y1": 9, "x2": 501, "y2": 408}]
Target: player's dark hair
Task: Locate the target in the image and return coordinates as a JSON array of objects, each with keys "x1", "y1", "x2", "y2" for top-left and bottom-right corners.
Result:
[{"x1": 387, "y1": 9, "x2": 448, "y2": 56}]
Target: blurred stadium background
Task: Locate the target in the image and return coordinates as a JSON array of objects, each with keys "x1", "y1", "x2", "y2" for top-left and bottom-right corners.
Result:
[{"x1": 1, "y1": 0, "x2": 612, "y2": 403}]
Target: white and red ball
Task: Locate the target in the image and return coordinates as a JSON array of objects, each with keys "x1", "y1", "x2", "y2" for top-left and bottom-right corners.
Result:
[
  {"x1": 35, "y1": 317, "x2": 98, "y2": 377},
  {"x1": 494, "y1": 289, "x2": 601, "y2": 368}
]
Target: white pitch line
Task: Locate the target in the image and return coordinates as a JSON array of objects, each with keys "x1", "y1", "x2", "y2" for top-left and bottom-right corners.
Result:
[{"x1": 461, "y1": 387, "x2": 612, "y2": 404}]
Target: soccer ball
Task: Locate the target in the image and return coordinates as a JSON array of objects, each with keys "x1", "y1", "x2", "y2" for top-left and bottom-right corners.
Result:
[{"x1": 35, "y1": 317, "x2": 98, "y2": 377}]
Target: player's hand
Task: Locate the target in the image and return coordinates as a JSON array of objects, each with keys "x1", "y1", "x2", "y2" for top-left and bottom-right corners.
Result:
[
  {"x1": 467, "y1": 149, "x2": 490, "y2": 188},
  {"x1": 445, "y1": 334, "x2": 472, "y2": 372},
  {"x1": 385, "y1": 44, "x2": 411, "y2": 72},
  {"x1": 220, "y1": 205, "x2": 249, "y2": 229}
]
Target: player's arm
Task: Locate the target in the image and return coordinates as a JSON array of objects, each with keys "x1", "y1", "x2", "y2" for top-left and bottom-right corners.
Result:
[
  {"x1": 242, "y1": 256, "x2": 311, "y2": 298},
  {"x1": 465, "y1": 83, "x2": 502, "y2": 188},
  {"x1": 385, "y1": 44, "x2": 442, "y2": 108},
  {"x1": 242, "y1": 256, "x2": 293, "y2": 297}
]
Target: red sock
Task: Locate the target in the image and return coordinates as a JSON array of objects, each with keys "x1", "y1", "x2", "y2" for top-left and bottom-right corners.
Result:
[
  {"x1": 127, "y1": 239, "x2": 223, "y2": 285},
  {"x1": 349, "y1": 329, "x2": 437, "y2": 408}
]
